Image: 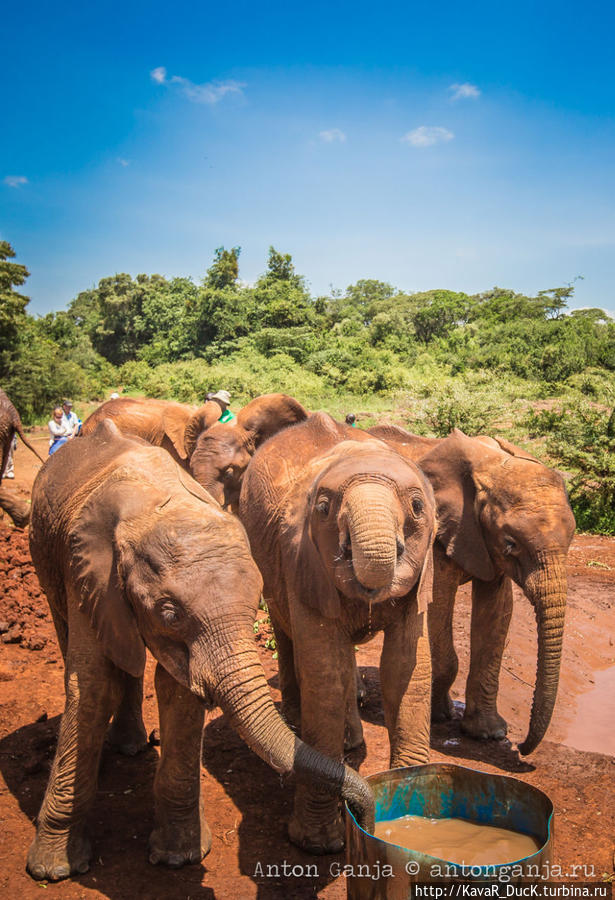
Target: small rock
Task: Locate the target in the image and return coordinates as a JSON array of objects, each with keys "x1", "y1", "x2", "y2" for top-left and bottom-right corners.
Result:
[
  {"x1": 0, "y1": 620, "x2": 9, "y2": 633},
  {"x1": 149, "y1": 728, "x2": 161, "y2": 746},
  {"x1": 2, "y1": 625, "x2": 22, "y2": 644},
  {"x1": 23, "y1": 636, "x2": 46, "y2": 651}
]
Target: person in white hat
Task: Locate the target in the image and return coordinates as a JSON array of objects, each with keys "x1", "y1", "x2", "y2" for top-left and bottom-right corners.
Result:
[{"x1": 207, "y1": 390, "x2": 235, "y2": 424}]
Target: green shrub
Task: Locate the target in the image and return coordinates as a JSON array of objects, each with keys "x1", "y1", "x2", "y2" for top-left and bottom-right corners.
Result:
[{"x1": 533, "y1": 403, "x2": 615, "y2": 533}]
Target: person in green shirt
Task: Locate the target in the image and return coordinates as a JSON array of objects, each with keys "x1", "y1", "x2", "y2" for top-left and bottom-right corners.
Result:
[
  {"x1": 345, "y1": 413, "x2": 357, "y2": 427},
  {"x1": 208, "y1": 390, "x2": 236, "y2": 424}
]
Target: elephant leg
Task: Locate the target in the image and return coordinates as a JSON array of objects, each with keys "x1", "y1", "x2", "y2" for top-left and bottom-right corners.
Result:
[
  {"x1": 270, "y1": 614, "x2": 301, "y2": 732},
  {"x1": 27, "y1": 605, "x2": 124, "y2": 881},
  {"x1": 107, "y1": 674, "x2": 149, "y2": 756},
  {"x1": 149, "y1": 663, "x2": 211, "y2": 867},
  {"x1": 381, "y1": 605, "x2": 431, "y2": 767},
  {"x1": 288, "y1": 623, "x2": 351, "y2": 854},
  {"x1": 428, "y1": 555, "x2": 462, "y2": 721},
  {"x1": 345, "y1": 656, "x2": 364, "y2": 752},
  {"x1": 462, "y1": 576, "x2": 513, "y2": 740}
]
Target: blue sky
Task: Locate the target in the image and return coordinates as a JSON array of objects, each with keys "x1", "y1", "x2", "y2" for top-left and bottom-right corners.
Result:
[{"x1": 2, "y1": 0, "x2": 614, "y2": 317}]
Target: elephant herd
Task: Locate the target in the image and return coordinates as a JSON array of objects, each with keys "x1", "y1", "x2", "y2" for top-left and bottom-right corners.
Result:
[{"x1": 0, "y1": 390, "x2": 575, "y2": 882}]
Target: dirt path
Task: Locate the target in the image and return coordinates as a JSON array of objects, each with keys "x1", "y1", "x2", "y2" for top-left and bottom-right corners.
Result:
[{"x1": 1, "y1": 430, "x2": 613, "y2": 899}]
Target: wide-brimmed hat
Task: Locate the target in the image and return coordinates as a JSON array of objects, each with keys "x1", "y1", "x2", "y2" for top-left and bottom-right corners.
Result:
[
  {"x1": 62, "y1": 399, "x2": 73, "y2": 407},
  {"x1": 209, "y1": 390, "x2": 231, "y2": 405}
]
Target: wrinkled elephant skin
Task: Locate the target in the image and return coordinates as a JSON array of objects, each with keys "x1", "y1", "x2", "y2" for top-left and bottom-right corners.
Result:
[
  {"x1": 240, "y1": 413, "x2": 436, "y2": 853},
  {"x1": 26, "y1": 419, "x2": 374, "y2": 881},
  {"x1": 369, "y1": 425, "x2": 575, "y2": 755}
]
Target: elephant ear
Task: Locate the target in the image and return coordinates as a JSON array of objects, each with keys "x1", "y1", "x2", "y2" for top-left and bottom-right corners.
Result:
[
  {"x1": 161, "y1": 407, "x2": 192, "y2": 461},
  {"x1": 289, "y1": 516, "x2": 341, "y2": 620},
  {"x1": 183, "y1": 402, "x2": 221, "y2": 458},
  {"x1": 489, "y1": 435, "x2": 542, "y2": 464},
  {"x1": 415, "y1": 538, "x2": 435, "y2": 613},
  {"x1": 236, "y1": 394, "x2": 308, "y2": 449},
  {"x1": 69, "y1": 483, "x2": 146, "y2": 677},
  {"x1": 418, "y1": 429, "x2": 495, "y2": 583}
]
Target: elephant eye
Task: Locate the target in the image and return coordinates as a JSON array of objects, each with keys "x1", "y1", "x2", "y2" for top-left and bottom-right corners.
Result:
[
  {"x1": 315, "y1": 496, "x2": 330, "y2": 516},
  {"x1": 503, "y1": 536, "x2": 518, "y2": 556},
  {"x1": 411, "y1": 496, "x2": 424, "y2": 517},
  {"x1": 222, "y1": 467, "x2": 234, "y2": 481},
  {"x1": 157, "y1": 599, "x2": 182, "y2": 625}
]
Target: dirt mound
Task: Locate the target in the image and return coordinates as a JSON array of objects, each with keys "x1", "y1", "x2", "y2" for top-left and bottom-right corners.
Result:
[{"x1": 0, "y1": 526, "x2": 53, "y2": 651}]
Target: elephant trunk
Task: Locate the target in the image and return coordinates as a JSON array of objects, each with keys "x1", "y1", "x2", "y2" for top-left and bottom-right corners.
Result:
[
  {"x1": 190, "y1": 635, "x2": 374, "y2": 833},
  {"x1": 340, "y1": 481, "x2": 398, "y2": 590},
  {"x1": 518, "y1": 552, "x2": 567, "y2": 756}
]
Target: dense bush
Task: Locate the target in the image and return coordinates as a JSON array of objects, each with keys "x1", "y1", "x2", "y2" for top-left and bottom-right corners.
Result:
[{"x1": 525, "y1": 403, "x2": 615, "y2": 533}]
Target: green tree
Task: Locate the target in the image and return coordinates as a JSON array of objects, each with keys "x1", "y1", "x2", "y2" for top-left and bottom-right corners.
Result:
[
  {"x1": 205, "y1": 246, "x2": 241, "y2": 289},
  {"x1": 412, "y1": 290, "x2": 470, "y2": 344},
  {"x1": 263, "y1": 246, "x2": 302, "y2": 286},
  {"x1": 0, "y1": 241, "x2": 30, "y2": 378}
]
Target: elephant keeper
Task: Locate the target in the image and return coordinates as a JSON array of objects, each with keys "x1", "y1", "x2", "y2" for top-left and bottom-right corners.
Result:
[{"x1": 207, "y1": 390, "x2": 235, "y2": 424}]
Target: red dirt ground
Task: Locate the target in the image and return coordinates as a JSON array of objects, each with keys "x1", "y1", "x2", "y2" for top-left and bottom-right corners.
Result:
[{"x1": 1, "y1": 431, "x2": 614, "y2": 899}]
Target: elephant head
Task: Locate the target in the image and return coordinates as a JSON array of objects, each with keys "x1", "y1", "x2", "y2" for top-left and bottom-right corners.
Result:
[
  {"x1": 291, "y1": 441, "x2": 436, "y2": 618},
  {"x1": 418, "y1": 429, "x2": 576, "y2": 754},
  {"x1": 190, "y1": 393, "x2": 307, "y2": 509},
  {"x1": 67, "y1": 441, "x2": 373, "y2": 829}
]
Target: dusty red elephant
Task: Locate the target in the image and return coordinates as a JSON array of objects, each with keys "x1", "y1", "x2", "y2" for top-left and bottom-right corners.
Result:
[
  {"x1": 0, "y1": 388, "x2": 45, "y2": 526},
  {"x1": 26, "y1": 419, "x2": 374, "y2": 881},
  {"x1": 82, "y1": 393, "x2": 307, "y2": 508},
  {"x1": 240, "y1": 413, "x2": 436, "y2": 853},
  {"x1": 369, "y1": 425, "x2": 575, "y2": 755}
]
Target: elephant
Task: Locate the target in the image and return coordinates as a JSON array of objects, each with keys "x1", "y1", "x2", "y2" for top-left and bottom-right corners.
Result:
[
  {"x1": 239, "y1": 412, "x2": 436, "y2": 853},
  {"x1": 369, "y1": 425, "x2": 576, "y2": 755},
  {"x1": 188, "y1": 392, "x2": 307, "y2": 510},
  {"x1": 0, "y1": 387, "x2": 45, "y2": 481},
  {"x1": 81, "y1": 396, "x2": 221, "y2": 467},
  {"x1": 83, "y1": 393, "x2": 307, "y2": 509},
  {"x1": 0, "y1": 483, "x2": 31, "y2": 528},
  {"x1": 26, "y1": 418, "x2": 374, "y2": 882}
]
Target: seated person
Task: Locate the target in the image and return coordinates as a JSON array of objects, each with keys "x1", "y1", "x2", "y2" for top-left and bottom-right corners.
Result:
[
  {"x1": 61, "y1": 399, "x2": 82, "y2": 437},
  {"x1": 48, "y1": 407, "x2": 72, "y2": 455},
  {"x1": 207, "y1": 390, "x2": 235, "y2": 423}
]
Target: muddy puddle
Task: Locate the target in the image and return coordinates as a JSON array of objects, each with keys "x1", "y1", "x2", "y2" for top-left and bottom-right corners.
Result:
[{"x1": 564, "y1": 664, "x2": 615, "y2": 755}]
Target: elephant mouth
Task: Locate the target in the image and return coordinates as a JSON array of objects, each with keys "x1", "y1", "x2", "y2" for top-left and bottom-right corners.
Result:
[{"x1": 333, "y1": 555, "x2": 394, "y2": 603}]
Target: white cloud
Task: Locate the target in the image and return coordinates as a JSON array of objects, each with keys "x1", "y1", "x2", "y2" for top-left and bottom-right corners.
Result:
[
  {"x1": 3, "y1": 175, "x2": 28, "y2": 188},
  {"x1": 150, "y1": 65, "x2": 245, "y2": 104},
  {"x1": 449, "y1": 82, "x2": 481, "y2": 101},
  {"x1": 401, "y1": 126, "x2": 454, "y2": 148},
  {"x1": 319, "y1": 128, "x2": 347, "y2": 143},
  {"x1": 117, "y1": 158, "x2": 130, "y2": 167},
  {"x1": 150, "y1": 66, "x2": 167, "y2": 84}
]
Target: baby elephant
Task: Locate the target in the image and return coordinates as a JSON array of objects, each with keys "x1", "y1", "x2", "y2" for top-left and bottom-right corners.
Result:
[
  {"x1": 27, "y1": 419, "x2": 373, "y2": 881},
  {"x1": 240, "y1": 413, "x2": 436, "y2": 853}
]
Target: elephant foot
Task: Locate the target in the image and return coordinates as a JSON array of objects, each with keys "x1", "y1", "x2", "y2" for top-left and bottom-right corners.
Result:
[
  {"x1": 27, "y1": 828, "x2": 91, "y2": 881},
  {"x1": 148, "y1": 814, "x2": 212, "y2": 868},
  {"x1": 431, "y1": 691, "x2": 454, "y2": 723},
  {"x1": 288, "y1": 811, "x2": 345, "y2": 855},
  {"x1": 107, "y1": 715, "x2": 149, "y2": 756},
  {"x1": 461, "y1": 709, "x2": 508, "y2": 741}
]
